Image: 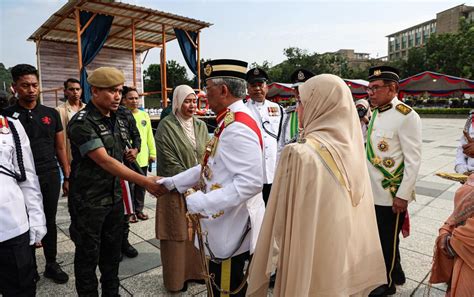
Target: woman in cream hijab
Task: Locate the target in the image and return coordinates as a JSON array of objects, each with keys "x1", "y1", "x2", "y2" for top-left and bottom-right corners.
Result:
[
  {"x1": 154, "y1": 85, "x2": 209, "y2": 292},
  {"x1": 247, "y1": 74, "x2": 386, "y2": 297}
]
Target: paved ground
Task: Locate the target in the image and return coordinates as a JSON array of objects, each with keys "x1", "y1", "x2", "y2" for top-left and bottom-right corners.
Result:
[{"x1": 31, "y1": 118, "x2": 464, "y2": 296}]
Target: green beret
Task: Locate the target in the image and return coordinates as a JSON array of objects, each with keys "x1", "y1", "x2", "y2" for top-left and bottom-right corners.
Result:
[{"x1": 87, "y1": 67, "x2": 125, "y2": 88}]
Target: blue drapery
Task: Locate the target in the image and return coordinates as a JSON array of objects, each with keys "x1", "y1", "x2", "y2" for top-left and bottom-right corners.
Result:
[
  {"x1": 79, "y1": 11, "x2": 114, "y2": 103},
  {"x1": 174, "y1": 29, "x2": 198, "y2": 79}
]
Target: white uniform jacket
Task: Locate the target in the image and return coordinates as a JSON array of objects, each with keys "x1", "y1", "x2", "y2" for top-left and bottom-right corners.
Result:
[
  {"x1": 245, "y1": 99, "x2": 282, "y2": 184},
  {"x1": 455, "y1": 115, "x2": 474, "y2": 173},
  {"x1": 165, "y1": 100, "x2": 265, "y2": 259},
  {"x1": 0, "y1": 116, "x2": 46, "y2": 242},
  {"x1": 278, "y1": 106, "x2": 298, "y2": 154},
  {"x1": 366, "y1": 97, "x2": 422, "y2": 206}
]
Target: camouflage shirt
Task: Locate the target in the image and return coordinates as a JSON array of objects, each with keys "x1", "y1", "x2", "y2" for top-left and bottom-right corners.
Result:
[{"x1": 68, "y1": 102, "x2": 129, "y2": 206}]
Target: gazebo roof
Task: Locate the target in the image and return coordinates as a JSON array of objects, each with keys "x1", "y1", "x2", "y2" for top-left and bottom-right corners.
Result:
[{"x1": 28, "y1": 0, "x2": 212, "y2": 52}]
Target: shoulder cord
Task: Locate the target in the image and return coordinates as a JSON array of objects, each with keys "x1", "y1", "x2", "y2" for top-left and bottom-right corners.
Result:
[
  {"x1": 261, "y1": 104, "x2": 285, "y2": 141},
  {"x1": 0, "y1": 119, "x2": 26, "y2": 182}
]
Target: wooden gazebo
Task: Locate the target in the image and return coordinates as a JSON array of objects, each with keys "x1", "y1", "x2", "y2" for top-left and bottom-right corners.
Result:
[{"x1": 28, "y1": 0, "x2": 212, "y2": 107}]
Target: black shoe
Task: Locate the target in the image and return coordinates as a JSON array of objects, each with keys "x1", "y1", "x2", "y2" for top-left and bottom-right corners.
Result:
[
  {"x1": 369, "y1": 284, "x2": 396, "y2": 296},
  {"x1": 44, "y1": 262, "x2": 69, "y2": 284},
  {"x1": 269, "y1": 273, "x2": 276, "y2": 288},
  {"x1": 122, "y1": 244, "x2": 138, "y2": 258},
  {"x1": 393, "y1": 271, "x2": 406, "y2": 286}
]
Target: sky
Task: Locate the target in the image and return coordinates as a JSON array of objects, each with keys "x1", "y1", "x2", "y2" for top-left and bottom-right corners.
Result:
[{"x1": 0, "y1": 0, "x2": 472, "y2": 77}]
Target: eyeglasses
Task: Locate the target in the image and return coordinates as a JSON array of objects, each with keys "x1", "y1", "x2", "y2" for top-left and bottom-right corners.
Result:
[{"x1": 365, "y1": 85, "x2": 389, "y2": 93}]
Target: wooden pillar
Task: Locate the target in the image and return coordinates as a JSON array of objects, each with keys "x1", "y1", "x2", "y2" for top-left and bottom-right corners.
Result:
[
  {"x1": 197, "y1": 31, "x2": 201, "y2": 90},
  {"x1": 161, "y1": 24, "x2": 167, "y2": 108},
  {"x1": 131, "y1": 19, "x2": 137, "y2": 87},
  {"x1": 75, "y1": 8, "x2": 83, "y2": 78}
]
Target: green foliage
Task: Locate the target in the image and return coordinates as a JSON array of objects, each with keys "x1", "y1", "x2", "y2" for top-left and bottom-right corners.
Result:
[
  {"x1": 414, "y1": 108, "x2": 471, "y2": 115},
  {"x1": 0, "y1": 63, "x2": 12, "y2": 91},
  {"x1": 257, "y1": 47, "x2": 368, "y2": 83},
  {"x1": 143, "y1": 60, "x2": 193, "y2": 92}
]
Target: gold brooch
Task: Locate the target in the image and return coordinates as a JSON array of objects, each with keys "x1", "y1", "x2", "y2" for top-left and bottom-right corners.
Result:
[
  {"x1": 377, "y1": 140, "x2": 389, "y2": 152},
  {"x1": 383, "y1": 157, "x2": 395, "y2": 168}
]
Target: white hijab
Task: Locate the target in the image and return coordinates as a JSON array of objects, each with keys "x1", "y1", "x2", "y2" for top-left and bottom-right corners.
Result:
[{"x1": 172, "y1": 85, "x2": 197, "y2": 148}]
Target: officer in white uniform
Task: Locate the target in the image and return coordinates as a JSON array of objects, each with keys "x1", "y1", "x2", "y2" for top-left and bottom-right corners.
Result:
[
  {"x1": 365, "y1": 66, "x2": 422, "y2": 297},
  {"x1": 0, "y1": 111, "x2": 46, "y2": 296},
  {"x1": 158, "y1": 59, "x2": 265, "y2": 297},
  {"x1": 455, "y1": 111, "x2": 474, "y2": 174},
  {"x1": 245, "y1": 67, "x2": 282, "y2": 205},
  {"x1": 278, "y1": 68, "x2": 315, "y2": 152}
]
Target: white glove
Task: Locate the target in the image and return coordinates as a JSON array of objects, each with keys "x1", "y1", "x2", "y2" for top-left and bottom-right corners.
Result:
[
  {"x1": 157, "y1": 177, "x2": 176, "y2": 191},
  {"x1": 29, "y1": 225, "x2": 47, "y2": 245}
]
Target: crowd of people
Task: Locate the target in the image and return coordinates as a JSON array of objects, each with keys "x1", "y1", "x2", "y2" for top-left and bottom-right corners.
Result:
[{"x1": 0, "y1": 60, "x2": 472, "y2": 297}]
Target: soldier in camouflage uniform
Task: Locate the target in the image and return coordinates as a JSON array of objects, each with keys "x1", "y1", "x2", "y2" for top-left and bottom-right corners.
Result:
[{"x1": 68, "y1": 67, "x2": 162, "y2": 296}]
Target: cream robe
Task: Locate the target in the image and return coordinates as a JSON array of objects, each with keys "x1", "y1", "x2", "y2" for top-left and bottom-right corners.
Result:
[{"x1": 247, "y1": 74, "x2": 386, "y2": 297}]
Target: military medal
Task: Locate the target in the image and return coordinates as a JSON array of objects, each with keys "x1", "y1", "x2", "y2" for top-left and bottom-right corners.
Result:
[
  {"x1": 372, "y1": 156, "x2": 382, "y2": 165},
  {"x1": 377, "y1": 140, "x2": 389, "y2": 152},
  {"x1": 0, "y1": 117, "x2": 9, "y2": 134},
  {"x1": 382, "y1": 157, "x2": 395, "y2": 168}
]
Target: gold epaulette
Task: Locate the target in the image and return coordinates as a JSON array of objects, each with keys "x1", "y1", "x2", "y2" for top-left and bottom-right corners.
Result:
[
  {"x1": 395, "y1": 103, "x2": 412, "y2": 115},
  {"x1": 223, "y1": 111, "x2": 235, "y2": 127}
]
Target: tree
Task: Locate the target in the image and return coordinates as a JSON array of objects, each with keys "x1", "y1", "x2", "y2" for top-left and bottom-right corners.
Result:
[
  {"x1": 0, "y1": 63, "x2": 12, "y2": 91},
  {"x1": 405, "y1": 47, "x2": 426, "y2": 76},
  {"x1": 143, "y1": 60, "x2": 193, "y2": 92}
]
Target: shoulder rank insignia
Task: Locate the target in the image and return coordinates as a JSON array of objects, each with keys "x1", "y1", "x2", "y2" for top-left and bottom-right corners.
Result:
[
  {"x1": 76, "y1": 110, "x2": 87, "y2": 121},
  {"x1": 396, "y1": 104, "x2": 412, "y2": 115},
  {"x1": 378, "y1": 103, "x2": 392, "y2": 113},
  {"x1": 224, "y1": 111, "x2": 235, "y2": 127}
]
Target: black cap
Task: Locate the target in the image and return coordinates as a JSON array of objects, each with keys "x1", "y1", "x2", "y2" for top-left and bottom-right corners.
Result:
[
  {"x1": 246, "y1": 68, "x2": 269, "y2": 84},
  {"x1": 202, "y1": 59, "x2": 248, "y2": 80},
  {"x1": 368, "y1": 66, "x2": 400, "y2": 83},
  {"x1": 290, "y1": 68, "x2": 315, "y2": 87}
]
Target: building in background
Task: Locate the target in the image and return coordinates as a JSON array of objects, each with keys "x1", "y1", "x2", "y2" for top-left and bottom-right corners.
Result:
[{"x1": 387, "y1": 4, "x2": 474, "y2": 61}]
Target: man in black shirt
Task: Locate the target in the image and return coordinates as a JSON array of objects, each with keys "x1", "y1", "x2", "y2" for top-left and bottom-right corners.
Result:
[{"x1": 6, "y1": 64, "x2": 70, "y2": 284}]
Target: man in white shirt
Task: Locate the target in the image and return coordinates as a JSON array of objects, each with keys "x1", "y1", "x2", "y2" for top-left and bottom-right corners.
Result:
[
  {"x1": 365, "y1": 66, "x2": 422, "y2": 296},
  {"x1": 0, "y1": 112, "x2": 46, "y2": 296},
  {"x1": 455, "y1": 112, "x2": 474, "y2": 174},
  {"x1": 245, "y1": 67, "x2": 282, "y2": 205},
  {"x1": 158, "y1": 59, "x2": 265, "y2": 296}
]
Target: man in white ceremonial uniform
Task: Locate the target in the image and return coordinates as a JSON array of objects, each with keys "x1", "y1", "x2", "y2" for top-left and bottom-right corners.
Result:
[
  {"x1": 365, "y1": 66, "x2": 422, "y2": 297},
  {"x1": 158, "y1": 59, "x2": 265, "y2": 297},
  {"x1": 454, "y1": 111, "x2": 474, "y2": 174},
  {"x1": 278, "y1": 68, "x2": 315, "y2": 153},
  {"x1": 0, "y1": 109, "x2": 46, "y2": 296},
  {"x1": 244, "y1": 67, "x2": 282, "y2": 205}
]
